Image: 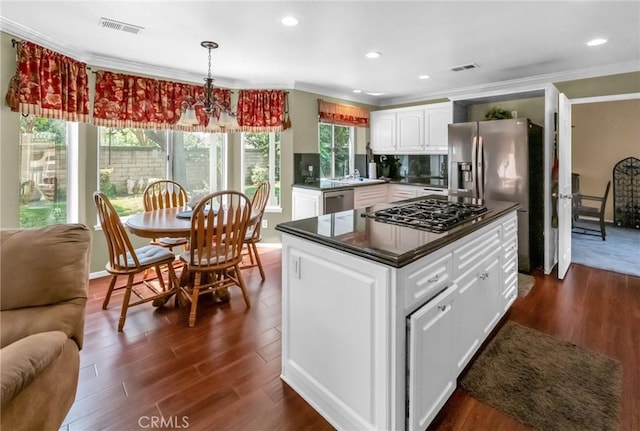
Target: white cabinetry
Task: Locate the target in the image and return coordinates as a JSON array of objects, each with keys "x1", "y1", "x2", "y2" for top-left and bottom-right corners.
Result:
[
  {"x1": 370, "y1": 111, "x2": 397, "y2": 153},
  {"x1": 397, "y1": 109, "x2": 425, "y2": 152},
  {"x1": 424, "y1": 104, "x2": 452, "y2": 153},
  {"x1": 354, "y1": 184, "x2": 388, "y2": 209},
  {"x1": 417, "y1": 187, "x2": 449, "y2": 197},
  {"x1": 281, "y1": 210, "x2": 518, "y2": 431},
  {"x1": 370, "y1": 102, "x2": 452, "y2": 155},
  {"x1": 388, "y1": 184, "x2": 419, "y2": 202},
  {"x1": 292, "y1": 188, "x2": 321, "y2": 220},
  {"x1": 406, "y1": 286, "x2": 456, "y2": 431},
  {"x1": 389, "y1": 184, "x2": 448, "y2": 202}
]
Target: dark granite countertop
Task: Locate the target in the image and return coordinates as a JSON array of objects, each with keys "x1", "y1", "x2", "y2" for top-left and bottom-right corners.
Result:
[
  {"x1": 276, "y1": 196, "x2": 520, "y2": 268},
  {"x1": 293, "y1": 179, "x2": 448, "y2": 191}
]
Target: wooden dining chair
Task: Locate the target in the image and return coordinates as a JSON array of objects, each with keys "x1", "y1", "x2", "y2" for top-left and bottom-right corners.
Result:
[
  {"x1": 179, "y1": 190, "x2": 253, "y2": 327},
  {"x1": 94, "y1": 192, "x2": 179, "y2": 331},
  {"x1": 142, "y1": 179, "x2": 189, "y2": 251},
  {"x1": 573, "y1": 180, "x2": 611, "y2": 240},
  {"x1": 240, "y1": 181, "x2": 271, "y2": 280}
]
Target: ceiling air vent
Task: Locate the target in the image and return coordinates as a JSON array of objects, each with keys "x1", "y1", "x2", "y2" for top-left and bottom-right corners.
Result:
[
  {"x1": 98, "y1": 17, "x2": 144, "y2": 34},
  {"x1": 451, "y1": 63, "x2": 479, "y2": 72}
]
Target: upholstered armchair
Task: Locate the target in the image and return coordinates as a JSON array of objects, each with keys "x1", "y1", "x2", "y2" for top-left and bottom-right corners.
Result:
[{"x1": 1, "y1": 224, "x2": 91, "y2": 431}]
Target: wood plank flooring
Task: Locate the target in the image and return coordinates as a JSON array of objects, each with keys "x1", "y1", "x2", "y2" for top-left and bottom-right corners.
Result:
[{"x1": 62, "y1": 251, "x2": 639, "y2": 431}]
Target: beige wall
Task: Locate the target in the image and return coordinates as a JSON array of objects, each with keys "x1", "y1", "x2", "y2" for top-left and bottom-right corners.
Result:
[{"x1": 572, "y1": 99, "x2": 640, "y2": 221}]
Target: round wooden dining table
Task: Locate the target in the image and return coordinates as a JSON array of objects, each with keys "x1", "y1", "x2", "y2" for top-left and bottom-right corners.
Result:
[{"x1": 125, "y1": 206, "x2": 192, "y2": 239}]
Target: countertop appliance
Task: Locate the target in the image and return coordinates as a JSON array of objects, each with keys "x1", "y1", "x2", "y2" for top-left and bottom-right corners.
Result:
[
  {"x1": 323, "y1": 188, "x2": 354, "y2": 215},
  {"x1": 448, "y1": 118, "x2": 543, "y2": 271},
  {"x1": 362, "y1": 198, "x2": 489, "y2": 233}
]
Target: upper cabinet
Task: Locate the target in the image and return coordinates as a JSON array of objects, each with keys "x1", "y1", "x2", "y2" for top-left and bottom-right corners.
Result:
[
  {"x1": 370, "y1": 111, "x2": 397, "y2": 153},
  {"x1": 370, "y1": 102, "x2": 452, "y2": 155}
]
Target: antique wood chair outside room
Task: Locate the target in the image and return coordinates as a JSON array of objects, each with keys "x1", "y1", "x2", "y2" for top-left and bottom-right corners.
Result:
[
  {"x1": 240, "y1": 181, "x2": 271, "y2": 280},
  {"x1": 573, "y1": 180, "x2": 611, "y2": 240},
  {"x1": 179, "y1": 190, "x2": 253, "y2": 327},
  {"x1": 94, "y1": 192, "x2": 179, "y2": 331}
]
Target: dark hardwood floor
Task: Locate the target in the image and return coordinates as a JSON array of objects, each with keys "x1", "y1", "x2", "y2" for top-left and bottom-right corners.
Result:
[{"x1": 62, "y1": 251, "x2": 639, "y2": 431}]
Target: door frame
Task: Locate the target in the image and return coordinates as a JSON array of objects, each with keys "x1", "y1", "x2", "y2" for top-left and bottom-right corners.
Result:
[{"x1": 555, "y1": 92, "x2": 640, "y2": 278}]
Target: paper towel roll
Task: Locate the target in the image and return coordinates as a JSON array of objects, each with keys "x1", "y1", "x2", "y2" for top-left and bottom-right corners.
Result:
[{"x1": 368, "y1": 162, "x2": 377, "y2": 179}]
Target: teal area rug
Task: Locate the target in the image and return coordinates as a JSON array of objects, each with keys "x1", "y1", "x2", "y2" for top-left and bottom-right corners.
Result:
[{"x1": 572, "y1": 222, "x2": 640, "y2": 277}]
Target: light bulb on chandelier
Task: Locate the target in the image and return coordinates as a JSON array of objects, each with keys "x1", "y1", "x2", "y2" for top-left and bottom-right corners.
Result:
[{"x1": 177, "y1": 41, "x2": 238, "y2": 130}]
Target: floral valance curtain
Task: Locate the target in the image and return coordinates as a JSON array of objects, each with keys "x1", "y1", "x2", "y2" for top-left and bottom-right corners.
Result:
[
  {"x1": 5, "y1": 40, "x2": 90, "y2": 122},
  {"x1": 318, "y1": 99, "x2": 369, "y2": 127},
  {"x1": 93, "y1": 71, "x2": 231, "y2": 131},
  {"x1": 237, "y1": 90, "x2": 287, "y2": 132}
]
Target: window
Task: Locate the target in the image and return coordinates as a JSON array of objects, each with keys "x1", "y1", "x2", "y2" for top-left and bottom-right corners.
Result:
[
  {"x1": 241, "y1": 132, "x2": 281, "y2": 209},
  {"x1": 98, "y1": 128, "x2": 227, "y2": 216},
  {"x1": 19, "y1": 116, "x2": 78, "y2": 228},
  {"x1": 319, "y1": 123, "x2": 354, "y2": 179}
]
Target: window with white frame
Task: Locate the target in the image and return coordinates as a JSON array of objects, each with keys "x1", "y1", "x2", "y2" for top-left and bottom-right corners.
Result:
[
  {"x1": 19, "y1": 116, "x2": 78, "y2": 228},
  {"x1": 318, "y1": 123, "x2": 354, "y2": 179},
  {"x1": 98, "y1": 128, "x2": 227, "y2": 216},
  {"x1": 241, "y1": 132, "x2": 281, "y2": 208}
]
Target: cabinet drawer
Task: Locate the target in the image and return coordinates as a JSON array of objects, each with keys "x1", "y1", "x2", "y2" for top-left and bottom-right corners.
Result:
[
  {"x1": 503, "y1": 235, "x2": 518, "y2": 265},
  {"x1": 403, "y1": 253, "x2": 452, "y2": 311},
  {"x1": 453, "y1": 226, "x2": 501, "y2": 278},
  {"x1": 354, "y1": 184, "x2": 388, "y2": 209},
  {"x1": 502, "y1": 216, "x2": 517, "y2": 240},
  {"x1": 502, "y1": 282, "x2": 517, "y2": 311},
  {"x1": 503, "y1": 256, "x2": 517, "y2": 287}
]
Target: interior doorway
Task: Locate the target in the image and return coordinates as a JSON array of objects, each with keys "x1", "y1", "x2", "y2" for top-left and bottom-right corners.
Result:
[{"x1": 568, "y1": 93, "x2": 640, "y2": 276}]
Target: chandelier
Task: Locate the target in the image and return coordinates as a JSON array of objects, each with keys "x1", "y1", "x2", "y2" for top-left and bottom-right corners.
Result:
[{"x1": 177, "y1": 41, "x2": 237, "y2": 130}]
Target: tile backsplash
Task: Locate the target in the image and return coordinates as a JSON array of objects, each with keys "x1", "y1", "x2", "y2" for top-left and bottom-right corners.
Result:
[{"x1": 374, "y1": 154, "x2": 448, "y2": 187}]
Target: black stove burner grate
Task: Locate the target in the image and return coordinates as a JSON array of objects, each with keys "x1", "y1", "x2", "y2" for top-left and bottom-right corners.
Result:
[{"x1": 362, "y1": 198, "x2": 489, "y2": 233}]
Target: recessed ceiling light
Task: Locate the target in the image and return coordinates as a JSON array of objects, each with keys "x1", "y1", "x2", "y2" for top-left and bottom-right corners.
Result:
[
  {"x1": 418, "y1": 75, "x2": 430, "y2": 80},
  {"x1": 587, "y1": 38, "x2": 607, "y2": 46},
  {"x1": 281, "y1": 16, "x2": 299, "y2": 26},
  {"x1": 365, "y1": 51, "x2": 381, "y2": 59},
  {"x1": 366, "y1": 92, "x2": 384, "y2": 96},
  {"x1": 353, "y1": 89, "x2": 362, "y2": 93}
]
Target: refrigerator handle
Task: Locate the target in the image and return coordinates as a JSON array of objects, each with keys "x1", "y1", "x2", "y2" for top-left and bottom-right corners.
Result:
[
  {"x1": 478, "y1": 136, "x2": 484, "y2": 199},
  {"x1": 471, "y1": 135, "x2": 478, "y2": 198}
]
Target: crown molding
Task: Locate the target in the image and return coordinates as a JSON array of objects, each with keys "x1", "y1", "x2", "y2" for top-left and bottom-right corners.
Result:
[
  {"x1": 380, "y1": 60, "x2": 640, "y2": 106},
  {"x1": 1, "y1": 17, "x2": 90, "y2": 60},
  {"x1": 5, "y1": 16, "x2": 638, "y2": 107},
  {"x1": 293, "y1": 81, "x2": 380, "y2": 106}
]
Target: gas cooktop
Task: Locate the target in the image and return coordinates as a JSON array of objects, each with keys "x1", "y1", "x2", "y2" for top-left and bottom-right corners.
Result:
[{"x1": 362, "y1": 198, "x2": 489, "y2": 233}]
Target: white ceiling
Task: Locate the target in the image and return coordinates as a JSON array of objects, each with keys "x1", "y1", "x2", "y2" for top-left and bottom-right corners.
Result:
[{"x1": 1, "y1": 1, "x2": 639, "y2": 106}]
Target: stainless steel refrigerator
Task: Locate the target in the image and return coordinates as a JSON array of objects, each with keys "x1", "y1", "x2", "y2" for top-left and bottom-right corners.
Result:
[{"x1": 448, "y1": 118, "x2": 544, "y2": 272}]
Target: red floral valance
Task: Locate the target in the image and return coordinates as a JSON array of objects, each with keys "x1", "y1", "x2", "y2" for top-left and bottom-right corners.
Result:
[
  {"x1": 237, "y1": 90, "x2": 286, "y2": 132},
  {"x1": 93, "y1": 71, "x2": 231, "y2": 131},
  {"x1": 4, "y1": 40, "x2": 90, "y2": 122},
  {"x1": 318, "y1": 99, "x2": 369, "y2": 127}
]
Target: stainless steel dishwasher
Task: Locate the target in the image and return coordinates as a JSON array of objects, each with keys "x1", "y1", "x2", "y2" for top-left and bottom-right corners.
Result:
[{"x1": 323, "y1": 189, "x2": 354, "y2": 214}]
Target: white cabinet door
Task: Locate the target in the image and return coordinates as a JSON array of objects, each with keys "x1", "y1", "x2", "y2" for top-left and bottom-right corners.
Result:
[
  {"x1": 292, "y1": 188, "x2": 321, "y2": 220},
  {"x1": 397, "y1": 109, "x2": 425, "y2": 152},
  {"x1": 406, "y1": 286, "x2": 456, "y2": 431},
  {"x1": 424, "y1": 103, "x2": 452, "y2": 154},
  {"x1": 479, "y1": 250, "x2": 502, "y2": 336},
  {"x1": 370, "y1": 111, "x2": 397, "y2": 154}
]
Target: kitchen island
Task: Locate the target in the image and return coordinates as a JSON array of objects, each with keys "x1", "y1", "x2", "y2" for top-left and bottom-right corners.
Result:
[{"x1": 275, "y1": 195, "x2": 520, "y2": 431}]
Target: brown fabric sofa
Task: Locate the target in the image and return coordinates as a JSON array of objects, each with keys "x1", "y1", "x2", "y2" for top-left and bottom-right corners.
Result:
[{"x1": 1, "y1": 224, "x2": 91, "y2": 431}]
